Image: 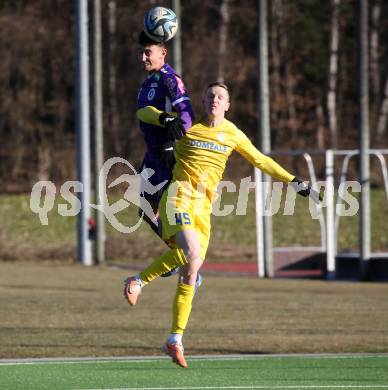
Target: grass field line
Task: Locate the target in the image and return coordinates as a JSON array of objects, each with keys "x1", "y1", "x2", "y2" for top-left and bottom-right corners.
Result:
[
  {"x1": 1, "y1": 353, "x2": 388, "y2": 366},
  {"x1": 77, "y1": 385, "x2": 388, "y2": 390}
]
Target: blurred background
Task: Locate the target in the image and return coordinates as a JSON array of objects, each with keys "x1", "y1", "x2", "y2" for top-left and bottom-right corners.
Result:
[{"x1": 0, "y1": 0, "x2": 387, "y2": 270}]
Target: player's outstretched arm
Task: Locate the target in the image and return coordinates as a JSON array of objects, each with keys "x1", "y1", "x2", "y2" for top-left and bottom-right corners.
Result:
[{"x1": 235, "y1": 130, "x2": 322, "y2": 204}]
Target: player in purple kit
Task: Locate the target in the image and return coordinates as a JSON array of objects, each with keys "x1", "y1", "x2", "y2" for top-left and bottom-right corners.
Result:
[
  {"x1": 136, "y1": 31, "x2": 194, "y2": 223},
  {"x1": 135, "y1": 31, "x2": 201, "y2": 285}
]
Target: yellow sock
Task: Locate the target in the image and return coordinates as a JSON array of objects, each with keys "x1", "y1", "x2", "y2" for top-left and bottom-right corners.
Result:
[
  {"x1": 139, "y1": 248, "x2": 187, "y2": 283},
  {"x1": 171, "y1": 283, "x2": 195, "y2": 334}
]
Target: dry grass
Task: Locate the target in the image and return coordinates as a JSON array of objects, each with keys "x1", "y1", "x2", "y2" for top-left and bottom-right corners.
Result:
[{"x1": 1, "y1": 261, "x2": 388, "y2": 359}]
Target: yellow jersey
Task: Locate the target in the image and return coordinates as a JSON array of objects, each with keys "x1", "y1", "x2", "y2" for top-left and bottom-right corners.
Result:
[{"x1": 172, "y1": 117, "x2": 294, "y2": 200}]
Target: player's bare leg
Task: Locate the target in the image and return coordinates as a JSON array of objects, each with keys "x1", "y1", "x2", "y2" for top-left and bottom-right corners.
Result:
[{"x1": 138, "y1": 205, "x2": 202, "y2": 287}]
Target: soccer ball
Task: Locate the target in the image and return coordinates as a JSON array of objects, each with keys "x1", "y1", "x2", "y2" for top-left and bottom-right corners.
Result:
[{"x1": 143, "y1": 6, "x2": 178, "y2": 43}]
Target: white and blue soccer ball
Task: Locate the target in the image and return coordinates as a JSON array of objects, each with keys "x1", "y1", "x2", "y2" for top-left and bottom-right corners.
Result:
[{"x1": 143, "y1": 6, "x2": 178, "y2": 43}]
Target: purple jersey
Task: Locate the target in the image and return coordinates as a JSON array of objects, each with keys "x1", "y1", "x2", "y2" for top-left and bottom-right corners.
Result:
[
  {"x1": 137, "y1": 63, "x2": 194, "y2": 204},
  {"x1": 137, "y1": 63, "x2": 194, "y2": 157}
]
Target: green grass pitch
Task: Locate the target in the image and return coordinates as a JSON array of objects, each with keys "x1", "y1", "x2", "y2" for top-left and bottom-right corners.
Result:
[{"x1": 1, "y1": 354, "x2": 388, "y2": 390}]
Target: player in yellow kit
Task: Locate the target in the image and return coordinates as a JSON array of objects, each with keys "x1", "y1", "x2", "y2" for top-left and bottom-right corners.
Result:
[{"x1": 124, "y1": 82, "x2": 320, "y2": 368}]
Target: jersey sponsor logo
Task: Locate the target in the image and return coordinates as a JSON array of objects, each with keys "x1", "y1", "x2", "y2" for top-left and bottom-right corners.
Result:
[
  {"x1": 147, "y1": 88, "x2": 156, "y2": 101},
  {"x1": 150, "y1": 83, "x2": 159, "y2": 88},
  {"x1": 188, "y1": 139, "x2": 228, "y2": 153}
]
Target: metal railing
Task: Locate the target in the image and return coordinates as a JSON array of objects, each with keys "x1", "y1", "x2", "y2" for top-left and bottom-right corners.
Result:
[{"x1": 255, "y1": 149, "x2": 388, "y2": 279}]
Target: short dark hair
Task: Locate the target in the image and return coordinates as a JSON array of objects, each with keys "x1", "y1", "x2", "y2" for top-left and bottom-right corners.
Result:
[{"x1": 138, "y1": 30, "x2": 166, "y2": 47}]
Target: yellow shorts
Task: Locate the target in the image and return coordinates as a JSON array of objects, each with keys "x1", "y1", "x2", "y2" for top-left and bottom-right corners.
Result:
[{"x1": 159, "y1": 186, "x2": 212, "y2": 260}]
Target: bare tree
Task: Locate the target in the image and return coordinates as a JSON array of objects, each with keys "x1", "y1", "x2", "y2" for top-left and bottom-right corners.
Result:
[
  {"x1": 107, "y1": 0, "x2": 121, "y2": 156},
  {"x1": 375, "y1": 78, "x2": 388, "y2": 144},
  {"x1": 217, "y1": 0, "x2": 231, "y2": 83},
  {"x1": 279, "y1": 1, "x2": 297, "y2": 147},
  {"x1": 270, "y1": 0, "x2": 282, "y2": 134},
  {"x1": 370, "y1": 0, "x2": 381, "y2": 139},
  {"x1": 370, "y1": 0, "x2": 388, "y2": 146},
  {"x1": 316, "y1": 91, "x2": 326, "y2": 150},
  {"x1": 2, "y1": 0, "x2": 388, "y2": 192},
  {"x1": 327, "y1": 0, "x2": 340, "y2": 150}
]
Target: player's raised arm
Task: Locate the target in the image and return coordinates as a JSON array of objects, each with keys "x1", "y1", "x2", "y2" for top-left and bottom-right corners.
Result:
[{"x1": 235, "y1": 131, "x2": 322, "y2": 202}]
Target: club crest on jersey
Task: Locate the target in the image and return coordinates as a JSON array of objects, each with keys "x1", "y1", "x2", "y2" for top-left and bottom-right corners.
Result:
[
  {"x1": 217, "y1": 132, "x2": 225, "y2": 142},
  {"x1": 147, "y1": 88, "x2": 156, "y2": 101}
]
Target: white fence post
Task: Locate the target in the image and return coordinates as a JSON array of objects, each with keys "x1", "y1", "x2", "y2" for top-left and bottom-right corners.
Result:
[
  {"x1": 255, "y1": 168, "x2": 265, "y2": 278},
  {"x1": 325, "y1": 149, "x2": 336, "y2": 279}
]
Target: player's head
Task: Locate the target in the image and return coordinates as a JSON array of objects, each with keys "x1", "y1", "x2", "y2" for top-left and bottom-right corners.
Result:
[
  {"x1": 138, "y1": 31, "x2": 167, "y2": 72},
  {"x1": 203, "y1": 82, "x2": 230, "y2": 119}
]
